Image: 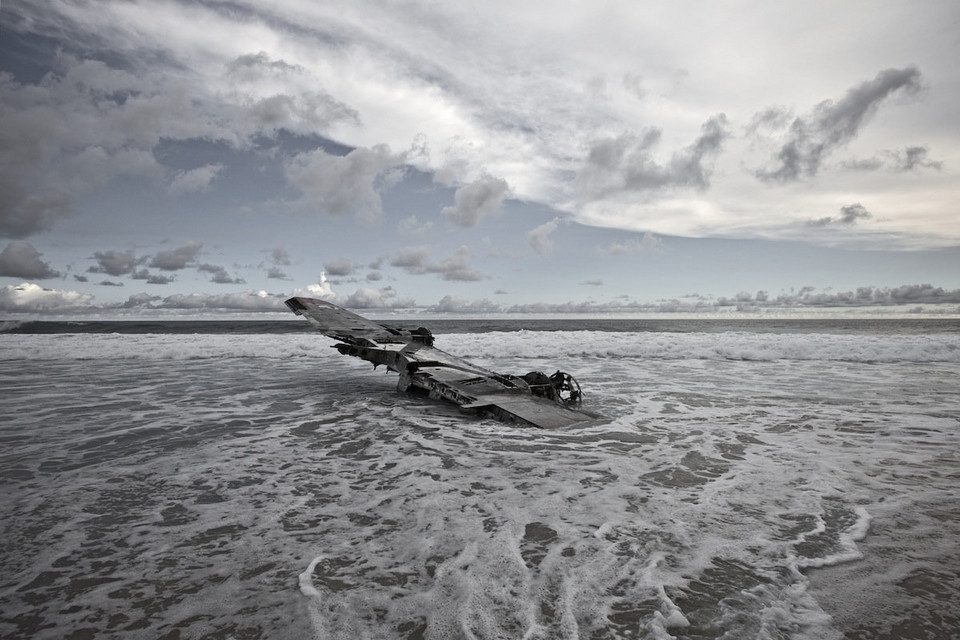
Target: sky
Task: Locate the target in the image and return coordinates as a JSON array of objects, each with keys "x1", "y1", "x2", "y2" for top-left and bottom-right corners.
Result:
[{"x1": 1, "y1": 0, "x2": 959, "y2": 316}]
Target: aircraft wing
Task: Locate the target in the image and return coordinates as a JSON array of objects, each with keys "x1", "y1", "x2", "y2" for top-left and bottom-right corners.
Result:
[
  {"x1": 284, "y1": 296, "x2": 593, "y2": 428},
  {"x1": 462, "y1": 394, "x2": 594, "y2": 429},
  {"x1": 285, "y1": 296, "x2": 431, "y2": 345}
]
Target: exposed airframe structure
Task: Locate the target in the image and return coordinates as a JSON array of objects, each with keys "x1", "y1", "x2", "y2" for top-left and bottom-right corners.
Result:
[{"x1": 285, "y1": 297, "x2": 592, "y2": 429}]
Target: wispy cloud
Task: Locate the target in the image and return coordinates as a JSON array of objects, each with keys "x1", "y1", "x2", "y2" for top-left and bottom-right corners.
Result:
[
  {"x1": 167, "y1": 164, "x2": 224, "y2": 195},
  {"x1": 527, "y1": 218, "x2": 560, "y2": 255},
  {"x1": 754, "y1": 67, "x2": 923, "y2": 182},
  {"x1": 807, "y1": 203, "x2": 872, "y2": 228}
]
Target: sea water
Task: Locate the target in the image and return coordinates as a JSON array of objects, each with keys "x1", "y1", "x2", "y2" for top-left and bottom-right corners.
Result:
[{"x1": 1, "y1": 319, "x2": 958, "y2": 639}]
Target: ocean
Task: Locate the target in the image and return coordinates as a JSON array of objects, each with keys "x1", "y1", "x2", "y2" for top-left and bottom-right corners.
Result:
[{"x1": 1, "y1": 318, "x2": 958, "y2": 639}]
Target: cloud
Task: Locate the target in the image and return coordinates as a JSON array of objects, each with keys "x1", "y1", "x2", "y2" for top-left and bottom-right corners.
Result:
[
  {"x1": 0, "y1": 56, "x2": 191, "y2": 238},
  {"x1": 755, "y1": 67, "x2": 923, "y2": 182},
  {"x1": 224, "y1": 51, "x2": 360, "y2": 135},
  {"x1": 577, "y1": 114, "x2": 729, "y2": 197},
  {"x1": 527, "y1": 218, "x2": 560, "y2": 254},
  {"x1": 2, "y1": 3, "x2": 955, "y2": 252},
  {"x1": 892, "y1": 146, "x2": 943, "y2": 172},
  {"x1": 0, "y1": 242, "x2": 61, "y2": 278},
  {"x1": 844, "y1": 146, "x2": 942, "y2": 173},
  {"x1": 604, "y1": 232, "x2": 662, "y2": 255},
  {"x1": 324, "y1": 258, "x2": 353, "y2": 277},
  {"x1": 390, "y1": 246, "x2": 485, "y2": 281},
  {"x1": 149, "y1": 241, "x2": 203, "y2": 270},
  {"x1": 579, "y1": 279, "x2": 603, "y2": 286},
  {"x1": 14, "y1": 277, "x2": 381, "y2": 312},
  {"x1": 266, "y1": 266, "x2": 288, "y2": 279},
  {"x1": 265, "y1": 248, "x2": 291, "y2": 279},
  {"x1": 717, "y1": 284, "x2": 960, "y2": 308},
  {"x1": 292, "y1": 275, "x2": 337, "y2": 301},
  {"x1": 285, "y1": 145, "x2": 404, "y2": 221},
  {"x1": 198, "y1": 263, "x2": 245, "y2": 284},
  {"x1": 807, "y1": 203, "x2": 872, "y2": 227},
  {"x1": 441, "y1": 174, "x2": 509, "y2": 227},
  {"x1": 167, "y1": 164, "x2": 224, "y2": 195},
  {"x1": 131, "y1": 269, "x2": 175, "y2": 285},
  {"x1": 341, "y1": 286, "x2": 414, "y2": 309},
  {"x1": 120, "y1": 293, "x2": 162, "y2": 309},
  {"x1": 397, "y1": 215, "x2": 433, "y2": 236},
  {"x1": 89, "y1": 249, "x2": 138, "y2": 276},
  {"x1": 154, "y1": 290, "x2": 286, "y2": 311},
  {"x1": 0, "y1": 41, "x2": 357, "y2": 238},
  {"x1": 270, "y1": 248, "x2": 292, "y2": 266},
  {"x1": 0, "y1": 282, "x2": 92, "y2": 312},
  {"x1": 226, "y1": 51, "x2": 302, "y2": 77},
  {"x1": 431, "y1": 295, "x2": 502, "y2": 313}
]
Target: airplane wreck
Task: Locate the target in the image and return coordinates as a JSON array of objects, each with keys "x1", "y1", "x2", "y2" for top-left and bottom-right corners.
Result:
[{"x1": 285, "y1": 297, "x2": 592, "y2": 429}]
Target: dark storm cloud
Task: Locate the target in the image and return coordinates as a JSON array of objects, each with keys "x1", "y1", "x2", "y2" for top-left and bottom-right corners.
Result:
[
  {"x1": 390, "y1": 246, "x2": 485, "y2": 281},
  {"x1": 0, "y1": 179, "x2": 72, "y2": 238},
  {"x1": 149, "y1": 242, "x2": 202, "y2": 271},
  {"x1": 578, "y1": 115, "x2": 729, "y2": 196},
  {"x1": 441, "y1": 174, "x2": 509, "y2": 227},
  {"x1": 266, "y1": 266, "x2": 288, "y2": 280},
  {"x1": 0, "y1": 55, "x2": 176, "y2": 238},
  {"x1": 807, "y1": 203, "x2": 872, "y2": 227},
  {"x1": 99, "y1": 280, "x2": 124, "y2": 287},
  {"x1": 89, "y1": 249, "x2": 139, "y2": 276},
  {"x1": 0, "y1": 241, "x2": 61, "y2": 278},
  {"x1": 0, "y1": 18, "x2": 362, "y2": 239},
  {"x1": 755, "y1": 67, "x2": 923, "y2": 182}
]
